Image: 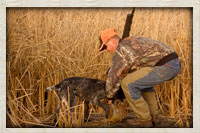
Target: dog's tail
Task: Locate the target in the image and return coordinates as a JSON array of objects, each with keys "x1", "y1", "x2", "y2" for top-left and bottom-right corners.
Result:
[
  {"x1": 46, "y1": 86, "x2": 56, "y2": 91},
  {"x1": 46, "y1": 83, "x2": 61, "y2": 91}
]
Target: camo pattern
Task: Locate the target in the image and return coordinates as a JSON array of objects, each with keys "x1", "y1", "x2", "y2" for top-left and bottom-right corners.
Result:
[{"x1": 106, "y1": 36, "x2": 175, "y2": 98}]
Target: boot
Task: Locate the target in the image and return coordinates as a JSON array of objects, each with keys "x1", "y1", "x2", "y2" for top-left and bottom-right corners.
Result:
[
  {"x1": 152, "y1": 115, "x2": 159, "y2": 126},
  {"x1": 122, "y1": 113, "x2": 153, "y2": 128},
  {"x1": 125, "y1": 119, "x2": 153, "y2": 127},
  {"x1": 142, "y1": 91, "x2": 160, "y2": 126},
  {"x1": 123, "y1": 97, "x2": 153, "y2": 127}
]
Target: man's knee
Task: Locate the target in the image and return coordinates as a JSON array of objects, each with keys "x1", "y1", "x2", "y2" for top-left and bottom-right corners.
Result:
[
  {"x1": 141, "y1": 87, "x2": 154, "y2": 92},
  {"x1": 121, "y1": 80, "x2": 142, "y2": 101},
  {"x1": 128, "y1": 84, "x2": 141, "y2": 101}
]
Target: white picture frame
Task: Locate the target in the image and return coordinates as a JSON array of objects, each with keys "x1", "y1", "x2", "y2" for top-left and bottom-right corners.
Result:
[{"x1": 1, "y1": 0, "x2": 200, "y2": 133}]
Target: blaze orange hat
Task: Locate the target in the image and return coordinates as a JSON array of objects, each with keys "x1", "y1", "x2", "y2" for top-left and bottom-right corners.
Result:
[{"x1": 98, "y1": 29, "x2": 118, "y2": 51}]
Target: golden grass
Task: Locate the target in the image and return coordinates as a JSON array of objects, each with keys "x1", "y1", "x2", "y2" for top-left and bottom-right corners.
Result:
[{"x1": 6, "y1": 8, "x2": 192, "y2": 127}]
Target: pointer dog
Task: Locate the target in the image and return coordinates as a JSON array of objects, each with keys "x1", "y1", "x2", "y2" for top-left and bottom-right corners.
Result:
[{"x1": 46, "y1": 77, "x2": 125, "y2": 120}]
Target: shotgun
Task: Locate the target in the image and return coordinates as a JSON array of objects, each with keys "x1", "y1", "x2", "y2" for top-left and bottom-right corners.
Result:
[{"x1": 122, "y1": 8, "x2": 135, "y2": 39}]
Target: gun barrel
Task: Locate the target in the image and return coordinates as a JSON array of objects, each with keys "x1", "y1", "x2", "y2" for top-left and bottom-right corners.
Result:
[{"x1": 122, "y1": 8, "x2": 135, "y2": 39}]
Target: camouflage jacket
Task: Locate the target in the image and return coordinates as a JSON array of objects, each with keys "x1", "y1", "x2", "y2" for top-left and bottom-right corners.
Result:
[{"x1": 106, "y1": 36, "x2": 175, "y2": 98}]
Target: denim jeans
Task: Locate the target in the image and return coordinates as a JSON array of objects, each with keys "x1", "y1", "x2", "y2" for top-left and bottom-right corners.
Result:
[{"x1": 128, "y1": 58, "x2": 181, "y2": 100}]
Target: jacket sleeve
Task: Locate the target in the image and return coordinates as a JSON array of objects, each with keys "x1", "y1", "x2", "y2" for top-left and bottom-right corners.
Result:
[{"x1": 106, "y1": 46, "x2": 134, "y2": 99}]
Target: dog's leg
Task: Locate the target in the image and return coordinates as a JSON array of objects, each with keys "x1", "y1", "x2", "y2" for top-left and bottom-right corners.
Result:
[
  {"x1": 45, "y1": 99, "x2": 61, "y2": 121},
  {"x1": 96, "y1": 98, "x2": 109, "y2": 118},
  {"x1": 84, "y1": 100, "x2": 90, "y2": 121},
  {"x1": 69, "y1": 89, "x2": 76, "y2": 113},
  {"x1": 54, "y1": 101, "x2": 61, "y2": 117}
]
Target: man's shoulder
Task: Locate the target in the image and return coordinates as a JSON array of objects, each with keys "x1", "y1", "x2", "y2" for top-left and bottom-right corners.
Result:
[
  {"x1": 120, "y1": 36, "x2": 173, "y2": 48},
  {"x1": 119, "y1": 36, "x2": 147, "y2": 46},
  {"x1": 117, "y1": 36, "x2": 141, "y2": 51}
]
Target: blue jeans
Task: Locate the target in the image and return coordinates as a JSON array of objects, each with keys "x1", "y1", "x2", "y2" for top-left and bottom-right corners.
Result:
[{"x1": 128, "y1": 58, "x2": 181, "y2": 100}]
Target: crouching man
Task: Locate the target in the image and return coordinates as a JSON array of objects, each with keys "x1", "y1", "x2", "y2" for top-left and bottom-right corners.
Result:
[{"x1": 98, "y1": 29, "x2": 181, "y2": 127}]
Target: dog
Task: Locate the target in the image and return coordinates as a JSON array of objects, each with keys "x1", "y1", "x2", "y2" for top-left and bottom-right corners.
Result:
[{"x1": 46, "y1": 77, "x2": 125, "y2": 121}]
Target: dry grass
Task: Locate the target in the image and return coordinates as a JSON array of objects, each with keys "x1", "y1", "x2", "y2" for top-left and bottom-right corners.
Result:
[{"x1": 6, "y1": 7, "x2": 192, "y2": 128}]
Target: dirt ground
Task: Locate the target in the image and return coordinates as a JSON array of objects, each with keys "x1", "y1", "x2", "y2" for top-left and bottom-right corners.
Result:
[
  {"x1": 83, "y1": 113, "x2": 193, "y2": 128},
  {"x1": 6, "y1": 109, "x2": 192, "y2": 128},
  {"x1": 6, "y1": 112, "x2": 192, "y2": 128}
]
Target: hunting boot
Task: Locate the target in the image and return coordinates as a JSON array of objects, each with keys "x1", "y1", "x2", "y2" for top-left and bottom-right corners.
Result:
[
  {"x1": 122, "y1": 96, "x2": 153, "y2": 127},
  {"x1": 142, "y1": 91, "x2": 160, "y2": 126}
]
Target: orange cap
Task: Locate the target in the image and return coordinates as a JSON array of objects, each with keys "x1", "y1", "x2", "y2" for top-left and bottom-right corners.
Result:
[{"x1": 98, "y1": 29, "x2": 118, "y2": 51}]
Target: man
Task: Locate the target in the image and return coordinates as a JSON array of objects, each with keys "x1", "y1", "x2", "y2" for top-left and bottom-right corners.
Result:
[{"x1": 98, "y1": 29, "x2": 181, "y2": 127}]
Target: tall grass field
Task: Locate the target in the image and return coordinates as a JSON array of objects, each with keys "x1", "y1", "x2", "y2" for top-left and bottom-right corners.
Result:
[{"x1": 6, "y1": 8, "x2": 192, "y2": 128}]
